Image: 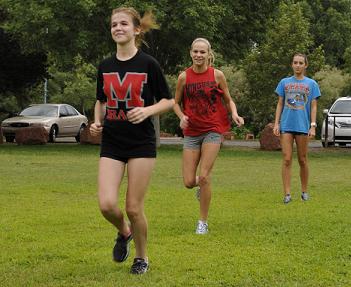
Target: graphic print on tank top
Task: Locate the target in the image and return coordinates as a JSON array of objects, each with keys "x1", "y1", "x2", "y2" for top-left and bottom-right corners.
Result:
[
  {"x1": 185, "y1": 81, "x2": 222, "y2": 116},
  {"x1": 103, "y1": 72, "x2": 147, "y2": 121}
]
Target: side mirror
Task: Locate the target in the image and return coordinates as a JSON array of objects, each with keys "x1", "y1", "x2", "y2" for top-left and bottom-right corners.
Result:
[{"x1": 323, "y1": 109, "x2": 328, "y2": 115}]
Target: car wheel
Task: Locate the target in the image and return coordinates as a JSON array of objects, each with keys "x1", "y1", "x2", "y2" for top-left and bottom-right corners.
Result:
[
  {"x1": 75, "y1": 124, "x2": 85, "y2": 142},
  {"x1": 322, "y1": 141, "x2": 334, "y2": 147},
  {"x1": 5, "y1": 135, "x2": 15, "y2": 143},
  {"x1": 49, "y1": 125, "x2": 58, "y2": 143}
]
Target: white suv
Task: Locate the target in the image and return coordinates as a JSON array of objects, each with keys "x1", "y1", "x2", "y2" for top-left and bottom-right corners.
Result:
[{"x1": 321, "y1": 96, "x2": 351, "y2": 147}]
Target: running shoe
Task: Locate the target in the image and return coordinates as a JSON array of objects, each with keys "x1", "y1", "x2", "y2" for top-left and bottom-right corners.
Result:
[
  {"x1": 113, "y1": 232, "x2": 133, "y2": 262},
  {"x1": 301, "y1": 192, "x2": 309, "y2": 201},
  {"x1": 283, "y1": 194, "x2": 292, "y2": 204},
  {"x1": 130, "y1": 258, "x2": 149, "y2": 274},
  {"x1": 195, "y1": 220, "x2": 208, "y2": 234}
]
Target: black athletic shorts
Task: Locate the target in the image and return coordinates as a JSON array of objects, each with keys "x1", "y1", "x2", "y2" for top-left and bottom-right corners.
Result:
[
  {"x1": 100, "y1": 131, "x2": 156, "y2": 162},
  {"x1": 281, "y1": 131, "x2": 308, "y2": 136}
]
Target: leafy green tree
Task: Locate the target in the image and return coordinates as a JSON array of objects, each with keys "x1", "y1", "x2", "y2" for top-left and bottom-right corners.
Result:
[
  {"x1": 0, "y1": 28, "x2": 46, "y2": 114},
  {"x1": 242, "y1": 1, "x2": 325, "y2": 134},
  {"x1": 302, "y1": 0, "x2": 351, "y2": 67},
  {"x1": 1, "y1": 0, "x2": 282, "y2": 74},
  {"x1": 214, "y1": 0, "x2": 281, "y2": 62},
  {"x1": 49, "y1": 55, "x2": 96, "y2": 118}
]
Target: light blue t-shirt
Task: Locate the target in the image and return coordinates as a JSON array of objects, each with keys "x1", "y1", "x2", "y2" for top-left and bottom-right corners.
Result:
[{"x1": 275, "y1": 76, "x2": 321, "y2": 133}]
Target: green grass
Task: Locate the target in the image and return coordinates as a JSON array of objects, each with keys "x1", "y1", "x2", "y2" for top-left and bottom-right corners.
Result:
[{"x1": 0, "y1": 143, "x2": 350, "y2": 287}]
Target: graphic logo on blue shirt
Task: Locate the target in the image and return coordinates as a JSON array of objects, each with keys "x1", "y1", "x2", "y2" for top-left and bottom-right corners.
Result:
[{"x1": 286, "y1": 92, "x2": 307, "y2": 110}]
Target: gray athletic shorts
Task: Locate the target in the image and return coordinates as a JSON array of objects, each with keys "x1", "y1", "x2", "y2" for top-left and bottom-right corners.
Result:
[{"x1": 183, "y1": 132, "x2": 222, "y2": 150}]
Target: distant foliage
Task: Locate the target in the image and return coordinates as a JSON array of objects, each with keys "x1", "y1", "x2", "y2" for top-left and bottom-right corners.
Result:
[
  {"x1": 242, "y1": 2, "x2": 325, "y2": 135},
  {"x1": 49, "y1": 55, "x2": 96, "y2": 118}
]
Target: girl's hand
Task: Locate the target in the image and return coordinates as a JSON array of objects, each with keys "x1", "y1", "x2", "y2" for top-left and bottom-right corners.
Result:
[
  {"x1": 308, "y1": 127, "x2": 316, "y2": 138},
  {"x1": 90, "y1": 122, "x2": 103, "y2": 136},
  {"x1": 180, "y1": 115, "x2": 189, "y2": 129},
  {"x1": 127, "y1": 107, "x2": 150, "y2": 124},
  {"x1": 232, "y1": 115, "x2": 244, "y2": 127},
  {"x1": 273, "y1": 124, "x2": 280, "y2": 136}
]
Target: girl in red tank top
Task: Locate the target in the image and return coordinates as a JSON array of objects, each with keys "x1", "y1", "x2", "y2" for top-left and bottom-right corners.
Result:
[
  {"x1": 183, "y1": 66, "x2": 231, "y2": 136},
  {"x1": 174, "y1": 38, "x2": 244, "y2": 234}
]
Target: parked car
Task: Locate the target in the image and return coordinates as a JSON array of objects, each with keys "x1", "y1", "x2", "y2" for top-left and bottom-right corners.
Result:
[
  {"x1": 321, "y1": 96, "x2": 351, "y2": 147},
  {"x1": 1, "y1": 104, "x2": 88, "y2": 143}
]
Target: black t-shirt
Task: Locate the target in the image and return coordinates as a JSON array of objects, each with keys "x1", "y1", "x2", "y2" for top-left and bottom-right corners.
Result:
[{"x1": 96, "y1": 50, "x2": 171, "y2": 157}]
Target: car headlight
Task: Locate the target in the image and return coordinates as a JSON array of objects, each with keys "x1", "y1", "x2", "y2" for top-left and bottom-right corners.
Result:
[
  {"x1": 29, "y1": 123, "x2": 43, "y2": 127},
  {"x1": 42, "y1": 122, "x2": 52, "y2": 127},
  {"x1": 1, "y1": 122, "x2": 10, "y2": 127}
]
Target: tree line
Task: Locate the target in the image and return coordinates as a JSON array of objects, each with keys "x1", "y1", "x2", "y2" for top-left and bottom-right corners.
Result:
[{"x1": 1, "y1": 0, "x2": 351, "y2": 136}]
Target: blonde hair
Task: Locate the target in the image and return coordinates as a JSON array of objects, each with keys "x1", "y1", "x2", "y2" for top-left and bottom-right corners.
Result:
[
  {"x1": 191, "y1": 38, "x2": 215, "y2": 66},
  {"x1": 111, "y1": 7, "x2": 159, "y2": 48}
]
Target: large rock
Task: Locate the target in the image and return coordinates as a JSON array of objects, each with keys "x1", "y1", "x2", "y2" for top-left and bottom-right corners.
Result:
[
  {"x1": 259, "y1": 123, "x2": 281, "y2": 150},
  {"x1": 0, "y1": 127, "x2": 3, "y2": 144},
  {"x1": 15, "y1": 127, "x2": 48, "y2": 145},
  {"x1": 223, "y1": 131, "x2": 235, "y2": 140},
  {"x1": 80, "y1": 124, "x2": 101, "y2": 145}
]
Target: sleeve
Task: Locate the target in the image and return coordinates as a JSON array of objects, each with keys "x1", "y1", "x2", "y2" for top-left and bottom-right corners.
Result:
[
  {"x1": 96, "y1": 64, "x2": 107, "y2": 102},
  {"x1": 311, "y1": 80, "x2": 321, "y2": 100},
  {"x1": 275, "y1": 79, "x2": 285, "y2": 97},
  {"x1": 149, "y1": 59, "x2": 171, "y2": 102}
]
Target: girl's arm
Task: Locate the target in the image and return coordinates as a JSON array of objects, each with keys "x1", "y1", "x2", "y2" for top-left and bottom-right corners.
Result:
[
  {"x1": 90, "y1": 100, "x2": 106, "y2": 136},
  {"x1": 309, "y1": 99, "x2": 318, "y2": 137},
  {"x1": 215, "y1": 69, "x2": 244, "y2": 127},
  {"x1": 273, "y1": 96, "x2": 284, "y2": 136},
  {"x1": 127, "y1": 98, "x2": 174, "y2": 124},
  {"x1": 173, "y1": 72, "x2": 189, "y2": 130}
]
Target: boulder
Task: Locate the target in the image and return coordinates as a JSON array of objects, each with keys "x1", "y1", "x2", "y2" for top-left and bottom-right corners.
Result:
[
  {"x1": 15, "y1": 127, "x2": 48, "y2": 145},
  {"x1": 259, "y1": 123, "x2": 281, "y2": 150},
  {"x1": 223, "y1": 131, "x2": 235, "y2": 140},
  {"x1": 0, "y1": 127, "x2": 3, "y2": 144},
  {"x1": 80, "y1": 124, "x2": 101, "y2": 145},
  {"x1": 245, "y1": 133, "x2": 255, "y2": 140}
]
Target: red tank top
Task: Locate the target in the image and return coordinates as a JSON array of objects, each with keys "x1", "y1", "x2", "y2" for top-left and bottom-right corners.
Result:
[{"x1": 182, "y1": 66, "x2": 231, "y2": 136}]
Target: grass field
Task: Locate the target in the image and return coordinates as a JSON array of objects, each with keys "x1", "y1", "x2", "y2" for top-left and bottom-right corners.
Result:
[{"x1": 0, "y1": 143, "x2": 350, "y2": 287}]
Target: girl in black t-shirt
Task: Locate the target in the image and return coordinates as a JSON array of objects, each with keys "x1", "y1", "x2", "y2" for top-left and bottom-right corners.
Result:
[{"x1": 90, "y1": 7, "x2": 173, "y2": 274}]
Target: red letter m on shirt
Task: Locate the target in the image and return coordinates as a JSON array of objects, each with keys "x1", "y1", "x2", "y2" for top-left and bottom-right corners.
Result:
[{"x1": 103, "y1": 72, "x2": 147, "y2": 109}]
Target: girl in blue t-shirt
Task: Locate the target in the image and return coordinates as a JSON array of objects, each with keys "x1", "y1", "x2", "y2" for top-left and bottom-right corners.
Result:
[{"x1": 273, "y1": 53, "x2": 321, "y2": 204}]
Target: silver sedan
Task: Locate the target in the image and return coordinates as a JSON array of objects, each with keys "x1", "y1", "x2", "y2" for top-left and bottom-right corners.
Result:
[{"x1": 1, "y1": 104, "x2": 88, "y2": 143}]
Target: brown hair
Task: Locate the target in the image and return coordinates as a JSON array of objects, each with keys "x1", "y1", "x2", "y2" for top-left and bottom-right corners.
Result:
[
  {"x1": 111, "y1": 7, "x2": 159, "y2": 47},
  {"x1": 191, "y1": 38, "x2": 215, "y2": 66},
  {"x1": 291, "y1": 53, "x2": 308, "y2": 66}
]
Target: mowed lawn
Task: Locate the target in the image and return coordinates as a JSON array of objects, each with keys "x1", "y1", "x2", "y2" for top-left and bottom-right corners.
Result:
[{"x1": 0, "y1": 143, "x2": 350, "y2": 287}]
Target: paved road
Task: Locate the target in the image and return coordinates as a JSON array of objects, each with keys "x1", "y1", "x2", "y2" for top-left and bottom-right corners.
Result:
[
  {"x1": 4, "y1": 136, "x2": 346, "y2": 148},
  {"x1": 56, "y1": 136, "x2": 340, "y2": 149},
  {"x1": 159, "y1": 137, "x2": 324, "y2": 148}
]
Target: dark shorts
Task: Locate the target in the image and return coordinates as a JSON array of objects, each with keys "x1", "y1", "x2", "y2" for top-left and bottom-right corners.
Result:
[
  {"x1": 281, "y1": 131, "x2": 308, "y2": 136},
  {"x1": 100, "y1": 152, "x2": 129, "y2": 163},
  {"x1": 100, "y1": 138, "x2": 156, "y2": 162}
]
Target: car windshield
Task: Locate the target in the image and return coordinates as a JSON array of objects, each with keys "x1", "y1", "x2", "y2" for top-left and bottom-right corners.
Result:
[
  {"x1": 330, "y1": 100, "x2": 351, "y2": 114},
  {"x1": 20, "y1": 105, "x2": 58, "y2": 117}
]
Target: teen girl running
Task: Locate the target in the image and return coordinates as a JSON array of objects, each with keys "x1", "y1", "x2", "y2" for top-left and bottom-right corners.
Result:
[
  {"x1": 90, "y1": 7, "x2": 173, "y2": 274},
  {"x1": 273, "y1": 53, "x2": 321, "y2": 204},
  {"x1": 173, "y1": 38, "x2": 244, "y2": 234}
]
